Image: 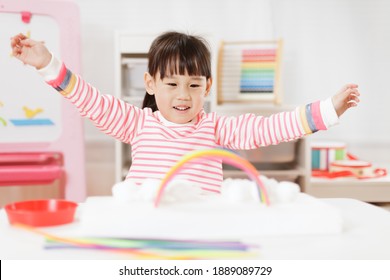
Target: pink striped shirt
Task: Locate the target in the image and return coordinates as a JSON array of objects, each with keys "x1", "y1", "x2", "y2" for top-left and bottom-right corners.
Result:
[{"x1": 39, "y1": 56, "x2": 339, "y2": 193}]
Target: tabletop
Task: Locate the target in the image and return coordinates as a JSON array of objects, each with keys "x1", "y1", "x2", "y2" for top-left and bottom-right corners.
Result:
[{"x1": 1, "y1": 198, "x2": 390, "y2": 259}]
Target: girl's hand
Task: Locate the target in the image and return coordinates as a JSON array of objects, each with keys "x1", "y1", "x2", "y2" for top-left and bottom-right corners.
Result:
[
  {"x1": 10, "y1": 33, "x2": 51, "y2": 69},
  {"x1": 332, "y1": 84, "x2": 360, "y2": 117}
]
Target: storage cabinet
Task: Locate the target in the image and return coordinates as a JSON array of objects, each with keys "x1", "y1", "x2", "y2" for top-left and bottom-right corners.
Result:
[
  {"x1": 114, "y1": 31, "x2": 311, "y2": 191},
  {"x1": 114, "y1": 32, "x2": 152, "y2": 182}
]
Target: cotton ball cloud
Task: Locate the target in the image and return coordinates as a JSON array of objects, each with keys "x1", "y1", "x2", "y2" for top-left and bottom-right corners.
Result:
[
  {"x1": 112, "y1": 179, "x2": 161, "y2": 203},
  {"x1": 260, "y1": 176, "x2": 279, "y2": 204},
  {"x1": 272, "y1": 181, "x2": 300, "y2": 203},
  {"x1": 112, "y1": 180, "x2": 139, "y2": 202},
  {"x1": 139, "y1": 179, "x2": 160, "y2": 201},
  {"x1": 163, "y1": 179, "x2": 203, "y2": 203},
  {"x1": 221, "y1": 178, "x2": 260, "y2": 203},
  {"x1": 220, "y1": 176, "x2": 301, "y2": 205},
  {"x1": 111, "y1": 179, "x2": 204, "y2": 204}
]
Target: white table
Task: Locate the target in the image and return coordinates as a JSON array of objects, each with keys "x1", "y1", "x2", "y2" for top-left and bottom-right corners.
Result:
[{"x1": 1, "y1": 198, "x2": 390, "y2": 259}]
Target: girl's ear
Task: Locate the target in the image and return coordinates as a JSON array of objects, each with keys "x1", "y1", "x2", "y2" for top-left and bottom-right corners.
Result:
[
  {"x1": 204, "y1": 78, "x2": 213, "y2": 97},
  {"x1": 144, "y1": 72, "x2": 155, "y2": 95}
]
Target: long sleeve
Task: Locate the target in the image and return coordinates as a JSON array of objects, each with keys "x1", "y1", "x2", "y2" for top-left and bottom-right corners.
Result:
[
  {"x1": 215, "y1": 100, "x2": 339, "y2": 150},
  {"x1": 37, "y1": 55, "x2": 145, "y2": 144}
]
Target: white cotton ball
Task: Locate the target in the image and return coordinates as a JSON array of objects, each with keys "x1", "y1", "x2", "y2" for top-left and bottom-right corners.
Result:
[
  {"x1": 139, "y1": 179, "x2": 161, "y2": 202},
  {"x1": 221, "y1": 178, "x2": 258, "y2": 203},
  {"x1": 258, "y1": 176, "x2": 279, "y2": 204},
  {"x1": 274, "y1": 181, "x2": 300, "y2": 203},
  {"x1": 221, "y1": 178, "x2": 241, "y2": 202},
  {"x1": 164, "y1": 179, "x2": 202, "y2": 202},
  {"x1": 112, "y1": 180, "x2": 139, "y2": 202},
  {"x1": 220, "y1": 178, "x2": 232, "y2": 194}
]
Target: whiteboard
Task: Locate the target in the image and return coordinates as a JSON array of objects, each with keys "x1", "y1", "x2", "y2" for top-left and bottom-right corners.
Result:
[{"x1": 0, "y1": 12, "x2": 61, "y2": 143}]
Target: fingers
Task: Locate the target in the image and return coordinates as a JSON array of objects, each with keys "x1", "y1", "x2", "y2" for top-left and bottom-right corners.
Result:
[
  {"x1": 347, "y1": 100, "x2": 358, "y2": 109},
  {"x1": 336, "y1": 84, "x2": 361, "y2": 113},
  {"x1": 10, "y1": 34, "x2": 40, "y2": 59},
  {"x1": 19, "y1": 38, "x2": 36, "y2": 47},
  {"x1": 346, "y1": 86, "x2": 361, "y2": 108},
  {"x1": 345, "y1": 84, "x2": 359, "y2": 93},
  {"x1": 345, "y1": 83, "x2": 358, "y2": 89},
  {"x1": 10, "y1": 34, "x2": 25, "y2": 57},
  {"x1": 339, "y1": 83, "x2": 358, "y2": 93},
  {"x1": 11, "y1": 40, "x2": 24, "y2": 57},
  {"x1": 334, "y1": 84, "x2": 361, "y2": 116},
  {"x1": 348, "y1": 92, "x2": 360, "y2": 104},
  {"x1": 340, "y1": 84, "x2": 360, "y2": 100},
  {"x1": 10, "y1": 33, "x2": 27, "y2": 47},
  {"x1": 10, "y1": 33, "x2": 37, "y2": 52},
  {"x1": 11, "y1": 42, "x2": 23, "y2": 57}
]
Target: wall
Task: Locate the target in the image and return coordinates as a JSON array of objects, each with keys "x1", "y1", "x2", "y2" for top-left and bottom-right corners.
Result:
[
  {"x1": 72, "y1": 0, "x2": 390, "y2": 195},
  {"x1": 271, "y1": 0, "x2": 390, "y2": 161}
]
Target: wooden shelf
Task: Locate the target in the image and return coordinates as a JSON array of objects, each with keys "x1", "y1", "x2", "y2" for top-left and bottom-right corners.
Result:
[
  {"x1": 307, "y1": 177, "x2": 390, "y2": 202},
  {"x1": 223, "y1": 168, "x2": 306, "y2": 178}
]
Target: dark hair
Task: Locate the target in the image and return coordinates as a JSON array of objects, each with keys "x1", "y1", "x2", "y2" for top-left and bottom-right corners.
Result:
[{"x1": 142, "y1": 31, "x2": 212, "y2": 112}]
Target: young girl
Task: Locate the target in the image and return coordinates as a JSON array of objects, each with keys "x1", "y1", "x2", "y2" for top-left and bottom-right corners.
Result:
[{"x1": 10, "y1": 31, "x2": 360, "y2": 193}]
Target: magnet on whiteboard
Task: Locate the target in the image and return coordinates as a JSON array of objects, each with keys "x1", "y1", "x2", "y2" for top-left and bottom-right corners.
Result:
[{"x1": 21, "y1": 11, "x2": 32, "y2": 24}]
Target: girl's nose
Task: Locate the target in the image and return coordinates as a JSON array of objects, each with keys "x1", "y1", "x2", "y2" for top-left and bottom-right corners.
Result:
[{"x1": 177, "y1": 87, "x2": 191, "y2": 100}]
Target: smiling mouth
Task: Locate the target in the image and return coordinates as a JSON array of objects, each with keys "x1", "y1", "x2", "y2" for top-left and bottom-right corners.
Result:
[{"x1": 173, "y1": 106, "x2": 190, "y2": 111}]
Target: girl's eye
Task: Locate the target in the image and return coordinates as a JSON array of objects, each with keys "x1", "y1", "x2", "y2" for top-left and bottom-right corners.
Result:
[
  {"x1": 190, "y1": 84, "x2": 200, "y2": 88},
  {"x1": 167, "y1": 83, "x2": 177, "y2": 86}
]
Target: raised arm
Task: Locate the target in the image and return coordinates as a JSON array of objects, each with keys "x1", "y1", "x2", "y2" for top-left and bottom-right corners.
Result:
[
  {"x1": 10, "y1": 34, "x2": 144, "y2": 144},
  {"x1": 215, "y1": 85, "x2": 360, "y2": 150}
]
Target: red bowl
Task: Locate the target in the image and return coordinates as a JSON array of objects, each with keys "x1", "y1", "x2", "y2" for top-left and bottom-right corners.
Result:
[{"x1": 5, "y1": 199, "x2": 78, "y2": 227}]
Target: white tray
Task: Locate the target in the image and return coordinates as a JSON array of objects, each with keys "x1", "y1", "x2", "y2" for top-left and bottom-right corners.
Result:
[{"x1": 79, "y1": 193, "x2": 343, "y2": 240}]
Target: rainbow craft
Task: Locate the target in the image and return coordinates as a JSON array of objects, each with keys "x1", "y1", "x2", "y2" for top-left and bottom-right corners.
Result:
[
  {"x1": 154, "y1": 148, "x2": 270, "y2": 207},
  {"x1": 240, "y1": 48, "x2": 277, "y2": 94},
  {"x1": 77, "y1": 147, "x2": 344, "y2": 242}
]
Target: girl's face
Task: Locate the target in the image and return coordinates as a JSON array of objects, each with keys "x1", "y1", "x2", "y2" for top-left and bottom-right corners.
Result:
[{"x1": 144, "y1": 71, "x2": 212, "y2": 124}]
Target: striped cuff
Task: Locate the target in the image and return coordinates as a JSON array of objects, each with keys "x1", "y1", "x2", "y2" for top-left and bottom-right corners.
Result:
[
  {"x1": 299, "y1": 98, "x2": 339, "y2": 134},
  {"x1": 37, "y1": 54, "x2": 74, "y2": 96},
  {"x1": 37, "y1": 53, "x2": 62, "y2": 82},
  {"x1": 320, "y1": 97, "x2": 339, "y2": 128}
]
